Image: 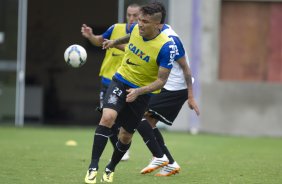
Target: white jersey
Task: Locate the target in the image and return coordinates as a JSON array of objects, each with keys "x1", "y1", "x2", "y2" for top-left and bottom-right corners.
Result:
[{"x1": 161, "y1": 25, "x2": 190, "y2": 91}]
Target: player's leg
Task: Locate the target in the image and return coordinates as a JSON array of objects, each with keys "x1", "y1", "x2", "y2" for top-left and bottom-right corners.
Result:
[
  {"x1": 120, "y1": 147, "x2": 130, "y2": 161},
  {"x1": 141, "y1": 88, "x2": 187, "y2": 176},
  {"x1": 143, "y1": 118, "x2": 180, "y2": 176},
  {"x1": 152, "y1": 126, "x2": 175, "y2": 164},
  {"x1": 101, "y1": 127, "x2": 132, "y2": 182},
  {"x1": 141, "y1": 113, "x2": 175, "y2": 164},
  {"x1": 141, "y1": 88, "x2": 180, "y2": 164},
  {"x1": 109, "y1": 123, "x2": 119, "y2": 147},
  {"x1": 142, "y1": 119, "x2": 181, "y2": 176},
  {"x1": 152, "y1": 89, "x2": 187, "y2": 176},
  {"x1": 99, "y1": 83, "x2": 129, "y2": 161},
  {"x1": 97, "y1": 81, "x2": 129, "y2": 161},
  {"x1": 97, "y1": 84, "x2": 119, "y2": 149},
  {"x1": 85, "y1": 79, "x2": 126, "y2": 184},
  {"x1": 101, "y1": 93, "x2": 150, "y2": 182},
  {"x1": 109, "y1": 122, "x2": 130, "y2": 161},
  {"x1": 101, "y1": 127, "x2": 132, "y2": 183},
  {"x1": 137, "y1": 115, "x2": 169, "y2": 174},
  {"x1": 85, "y1": 108, "x2": 117, "y2": 184},
  {"x1": 137, "y1": 116, "x2": 163, "y2": 158}
]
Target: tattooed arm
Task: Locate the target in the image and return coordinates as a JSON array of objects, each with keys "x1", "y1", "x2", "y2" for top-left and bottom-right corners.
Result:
[
  {"x1": 126, "y1": 67, "x2": 171, "y2": 102},
  {"x1": 177, "y1": 56, "x2": 200, "y2": 116},
  {"x1": 102, "y1": 34, "x2": 131, "y2": 49}
]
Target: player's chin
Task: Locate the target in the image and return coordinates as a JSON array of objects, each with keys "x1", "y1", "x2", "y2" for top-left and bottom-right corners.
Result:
[{"x1": 139, "y1": 30, "x2": 145, "y2": 36}]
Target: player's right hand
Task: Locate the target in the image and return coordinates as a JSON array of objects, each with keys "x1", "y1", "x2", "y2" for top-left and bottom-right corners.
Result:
[
  {"x1": 81, "y1": 24, "x2": 93, "y2": 39},
  {"x1": 188, "y1": 98, "x2": 200, "y2": 116},
  {"x1": 126, "y1": 88, "x2": 140, "y2": 102}
]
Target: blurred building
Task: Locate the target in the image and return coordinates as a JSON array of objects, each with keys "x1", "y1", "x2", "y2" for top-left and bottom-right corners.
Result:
[{"x1": 0, "y1": 0, "x2": 281, "y2": 136}]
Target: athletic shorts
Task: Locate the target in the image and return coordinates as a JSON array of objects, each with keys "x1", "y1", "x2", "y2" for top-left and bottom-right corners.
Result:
[
  {"x1": 103, "y1": 77, "x2": 151, "y2": 133},
  {"x1": 99, "y1": 83, "x2": 108, "y2": 108},
  {"x1": 147, "y1": 88, "x2": 188, "y2": 126}
]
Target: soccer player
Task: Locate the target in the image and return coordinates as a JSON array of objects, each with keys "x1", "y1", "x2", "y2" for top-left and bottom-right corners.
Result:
[
  {"x1": 137, "y1": 2, "x2": 200, "y2": 177},
  {"x1": 81, "y1": 3, "x2": 140, "y2": 161},
  {"x1": 84, "y1": 3, "x2": 176, "y2": 183}
]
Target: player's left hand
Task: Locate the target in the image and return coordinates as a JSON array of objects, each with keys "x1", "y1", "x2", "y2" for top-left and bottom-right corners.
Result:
[
  {"x1": 188, "y1": 98, "x2": 200, "y2": 116},
  {"x1": 102, "y1": 39, "x2": 115, "y2": 49},
  {"x1": 126, "y1": 88, "x2": 140, "y2": 102}
]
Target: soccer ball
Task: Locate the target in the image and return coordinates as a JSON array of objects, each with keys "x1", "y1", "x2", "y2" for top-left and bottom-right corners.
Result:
[{"x1": 64, "y1": 44, "x2": 87, "y2": 68}]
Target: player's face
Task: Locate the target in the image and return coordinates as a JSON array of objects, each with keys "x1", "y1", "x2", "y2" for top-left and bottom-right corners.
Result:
[
  {"x1": 126, "y1": 6, "x2": 140, "y2": 25},
  {"x1": 138, "y1": 13, "x2": 160, "y2": 39}
]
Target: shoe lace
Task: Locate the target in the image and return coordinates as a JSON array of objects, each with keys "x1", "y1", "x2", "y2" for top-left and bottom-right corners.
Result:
[
  {"x1": 88, "y1": 169, "x2": 97, "y2": 180},
  {"x1": 159, "y1": 165, "x2": 170, "y2": 174},
  {"x1": 89, "y1": 168, "x2": 97, "y2": 171},
  {"x1": 104, "y1": 168, "x2": 113, "y2": 180}
]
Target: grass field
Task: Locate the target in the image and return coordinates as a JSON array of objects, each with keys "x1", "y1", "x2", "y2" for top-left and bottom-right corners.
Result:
[{"x1": 0, "y1": 125, "x2": 281, "y2": 184}]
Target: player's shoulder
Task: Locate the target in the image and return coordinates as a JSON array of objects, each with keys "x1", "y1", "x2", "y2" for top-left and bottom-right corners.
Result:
[
  {"x1": 161, "y1": 24, "x2": 179, "y2": 38},
  {"x1": 129, "y1": 23, "x2": 139, "y2": 34},
  {"x1": 114, "y1": 23, "x2": 126, "y2": 26},
  {"x1": 157, "y1": 33, "x2": 173, "y2": 45},
  {"x1": 112, "y1": 23, "x2": 126, "y2": 29},
  {"x1": 131, "y1": 23, "x2": 138, "y2": 30}
]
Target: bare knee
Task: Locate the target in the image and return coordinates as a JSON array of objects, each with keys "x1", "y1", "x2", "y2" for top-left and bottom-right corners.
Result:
[
  {"x1": 99, "y1": 108, "x2": 117, "y2": 128},
  {"x1": 118, "y1": 127, "x2": 133, "y2": 144}
]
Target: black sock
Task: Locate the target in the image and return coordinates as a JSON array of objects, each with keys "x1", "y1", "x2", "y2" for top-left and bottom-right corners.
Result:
[
  {"x1": 153, "y1": 128, "x2": 175, "y2": 164},
  {"x1": 106, "y1": 140, "x2": 131, "y2": 171},
  {"x1": 137, "y1": 119, "x2": 163, "y2": 158},
  {"x1": 89, "y1": 125, "x2": 112, "y2": 169},
  {"x1": 109, "y1": 123, "x2": 119, "y2": 148}
]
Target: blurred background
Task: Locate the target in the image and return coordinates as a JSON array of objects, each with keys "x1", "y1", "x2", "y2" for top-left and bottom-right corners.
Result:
[{"x1": 0, "y1": 0, "x2": 281, "y2": 136}]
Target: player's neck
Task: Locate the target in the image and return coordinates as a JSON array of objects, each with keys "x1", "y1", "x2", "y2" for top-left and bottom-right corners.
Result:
[{"x1": 145, "y1": 29, "x2": 160, "y2": 40}]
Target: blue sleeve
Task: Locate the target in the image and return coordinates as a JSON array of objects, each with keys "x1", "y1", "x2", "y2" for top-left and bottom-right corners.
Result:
[
  {"x1": 129, "y1": 23, "x2": 137, "y2": 33},
  {"x1": 168, "y1": 35, "x2": 185, "y2": 61},
  {"x1": 156, "y1": 41, "x2": 176, "y2": 69},
  {"x1": 102, "y1": 24, "x2": 115, "y2": 39}
]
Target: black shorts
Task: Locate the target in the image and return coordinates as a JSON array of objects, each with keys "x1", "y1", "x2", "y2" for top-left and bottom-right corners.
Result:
[
  {"x1": 99, "y1": 83, "x2": 108, "y2": 108},
  {"x1": 147, "y1": 88, "x2": 188, "y2": 126},
  {"x1": 103, "y1": 77, "x2": 151, "y2": 133}
]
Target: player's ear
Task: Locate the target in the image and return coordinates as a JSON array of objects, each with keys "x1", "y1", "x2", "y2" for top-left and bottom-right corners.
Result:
[{"x1": 154, "y1": 23, "x2": 161, "y2": 32}]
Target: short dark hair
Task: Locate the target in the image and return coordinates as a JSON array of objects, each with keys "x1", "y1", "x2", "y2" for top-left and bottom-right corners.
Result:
[
  {"x1": 140, "y1": 1, "x2": 166, "y2": 24},
  {"x1": 128, "y1": 3, "x2": 140, "y2": 9},
  {"x1": 151, "y1": 1, "x2": 166, "y2": 24}
]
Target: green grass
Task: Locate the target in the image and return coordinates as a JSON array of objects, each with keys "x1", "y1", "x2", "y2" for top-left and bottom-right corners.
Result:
[{"x1": 0, "y1": 125, "x2": 281, "y2": 184}]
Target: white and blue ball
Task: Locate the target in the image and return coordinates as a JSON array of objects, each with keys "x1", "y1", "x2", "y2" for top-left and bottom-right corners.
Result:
[{"x1": 64, "y1": 44, "x2": 87, "y2": 68}]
